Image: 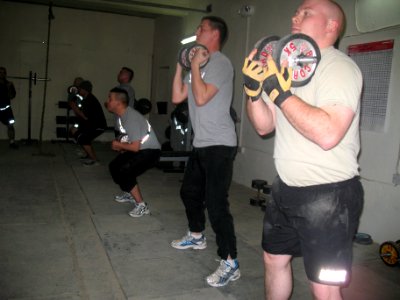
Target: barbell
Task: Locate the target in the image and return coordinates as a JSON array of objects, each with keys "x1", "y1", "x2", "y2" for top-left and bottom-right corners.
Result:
[
  {"x1": 254, "y1": 33, "x2": 321, "y2": 87},
  {"x1": 178, "y1": 43, "x2": 209, "y2": 70}
]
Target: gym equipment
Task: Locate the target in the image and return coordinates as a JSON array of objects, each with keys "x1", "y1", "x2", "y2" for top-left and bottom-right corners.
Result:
[
  {"x1": 55, "y1": 101, "x2": 78, "y2": 142},
  {"x1": 134, "y1": 98, "x2": 152, "y2": 115},
  {"x1": 67, "y1": 85, "x2": 78, "y2": 95},
  {"x1": 169, "y1": 102, "x2": 191, "y2": 152},
  {"x1": 67, "y1": 85, "x2": 84, "y2": 107},
  {"x1": 249, "y1": 179, "x2": 272, "y2": 211},
  {"x1": 159, "y1": 102, "x2": 192, "y2": 173},
  {"x1": 37, "y1": 2, "x2": 55, "y2": 150},
  {"x1": 253, "y1": 35, "x2": 280, "y2": 66},
  {"x1": 8, "y1": 71, "x2": 50, "y2": 144},
  {"x1": 249, "y1": 179, "x2": 268, "y2": 206},
  {"x1": 178, "y1": 43, "x2": 209, "y2": 70},
  {"x1": 117, "y1": 133, "x2": 129, "y2": 143},
  {"x1": 171, "y1": 101, "x2": 189, "y2": 124},
  {"x1": 354, "y1": 232, "x2": 373, "y2": 245},
  {"x1": 260, "y1": 184, "x2": 272, "y2": 211},
  {"x1": 379, "y1": 240, "x2": 400, "y2": 267},
  {"x1": 273, "y1": 33, "x2": 321, "y2": 87}
]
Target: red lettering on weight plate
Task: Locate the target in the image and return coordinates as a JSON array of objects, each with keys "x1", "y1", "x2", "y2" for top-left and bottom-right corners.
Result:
[
  {"x1": 260, "y1": 58, "x2": 267, "y2": 66},
  {"x1": 293, "y1": 70, "x2": 298, "y2": 80},
  {"x1": 290, "y1": 42, "x2": 297, "y2": 52}
]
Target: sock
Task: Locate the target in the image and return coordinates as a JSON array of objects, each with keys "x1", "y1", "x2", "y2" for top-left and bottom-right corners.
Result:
[
  {"x1": 226, "y1": 258, "x2": 237, "y2": 267},
  {"x1": 190, "y1": 232, "x2": 202, "y2": 239}
]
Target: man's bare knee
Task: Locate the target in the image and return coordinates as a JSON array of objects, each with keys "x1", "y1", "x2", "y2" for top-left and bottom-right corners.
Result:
[
  {"x1": 264, "y1": 251, "x2": 291, "y2": 268},
  {"x1": 310, "y1": 281, "x2": 342, "y2": 300}
]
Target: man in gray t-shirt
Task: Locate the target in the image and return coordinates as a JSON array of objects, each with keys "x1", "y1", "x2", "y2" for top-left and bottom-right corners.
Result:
[
  {"x1": 117, "y1": 66, "x2": 135, "y2": 108},
  {"x1": 170, "y1": 16, "x2": 239, "y2": 287},
  {"x1": 106, "y1": 87, "x2": 160, "y2": 218},
  {"x1": 114, "y1": 67, "x2": 136, "y2": 133}
]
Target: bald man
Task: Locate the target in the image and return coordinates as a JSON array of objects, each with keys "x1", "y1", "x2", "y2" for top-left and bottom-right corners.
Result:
[{"x1": 243, "y1": 0, "x2": 363, "y2": 299}]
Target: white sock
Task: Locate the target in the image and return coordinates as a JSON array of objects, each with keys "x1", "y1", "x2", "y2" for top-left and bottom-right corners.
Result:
[
  {"x1": 226, "y1": 258, "x2": 236, "y2": 267},
  {"x1": 190, "y1": 232, "x2": 202, "y2": 239}
]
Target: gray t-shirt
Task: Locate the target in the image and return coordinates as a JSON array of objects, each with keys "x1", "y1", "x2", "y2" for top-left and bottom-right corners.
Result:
[
  {"x1": 118, "y1": 83, "x2": 136, "y2": 108},
  {"x1": 184, "y1": 51, "x2": 237, "y2": 148},
  {"x1": 115, "y1": 83, "x2": 136, "y2": 131},
  {"x1": 117, "y1": 107, "x2": 160, "y2": 150}
]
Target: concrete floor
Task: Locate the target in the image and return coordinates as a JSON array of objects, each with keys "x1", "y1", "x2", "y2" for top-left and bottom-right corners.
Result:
[{"x1": 0, "y1": 141, "x2": 399, "y2": 300}]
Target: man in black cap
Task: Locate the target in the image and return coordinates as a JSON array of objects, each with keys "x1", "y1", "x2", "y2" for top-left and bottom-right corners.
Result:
[{"x1": 69, "y1": 80, "x2": 107, "y2": 165}]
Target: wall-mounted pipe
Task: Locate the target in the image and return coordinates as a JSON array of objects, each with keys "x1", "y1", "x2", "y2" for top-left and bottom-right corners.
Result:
[{"x1": 111, "y1": 0, "x2": 212, "y2": 14}]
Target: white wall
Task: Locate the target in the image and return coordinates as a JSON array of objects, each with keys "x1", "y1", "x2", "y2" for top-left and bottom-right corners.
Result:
[
  {"x1": 0, "y1": 1, "x2": 154, "y2": 141},
  {"x1": 150, "y1": 16, "x2": 183, "y2": 146}
]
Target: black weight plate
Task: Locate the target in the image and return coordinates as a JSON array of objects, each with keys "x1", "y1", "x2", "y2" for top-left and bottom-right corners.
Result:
[
  {"x1": 273, "y1": 33, "x2": 321, "y2": 87},
  {"x1": 186, "y1": 43, "x2": 209, "y2": 69},
  {"x1": 134, "y1": 98, "x2": 152, "y2": 115},
  {"x1": 253, "y1": 35, "x2": 280, "y2": 66}
]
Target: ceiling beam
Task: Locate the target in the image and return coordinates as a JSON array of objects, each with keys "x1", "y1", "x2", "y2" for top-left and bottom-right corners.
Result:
[{"x1": 2, "y1": 0, "x2": 212, "y2": 18}]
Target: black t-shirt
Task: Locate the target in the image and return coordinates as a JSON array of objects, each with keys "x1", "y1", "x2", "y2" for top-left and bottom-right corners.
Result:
[
  {"x1": 0, "y1": 80, "x2": 16, "y2": 107},
  {"x1": 80, "y1": 93, "x2": 107, "y2": 130}
]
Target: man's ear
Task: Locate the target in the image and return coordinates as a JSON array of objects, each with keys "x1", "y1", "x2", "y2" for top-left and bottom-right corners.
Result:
[
  {"x1": 327, "y1": 19, "x2": 339, "y2": 33},
  {"x1": 212, "y1": 28, "x2": 220, "y2": 42}
]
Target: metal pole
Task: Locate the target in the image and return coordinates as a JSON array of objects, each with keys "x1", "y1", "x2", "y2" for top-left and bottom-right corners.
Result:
[
  {"x1": 38, "y1": 2, "x2": 54, "y2": 146},
  {"x1": 28, "y1": 71, "x2": 33, "y2": 142}
]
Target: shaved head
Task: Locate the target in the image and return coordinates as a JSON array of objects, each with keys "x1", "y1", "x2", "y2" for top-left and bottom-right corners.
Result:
[
  {"x1": 293, "y1": 0, "x2": 346, "y2": 48},
  {"x1": 324, "y1": 0, "x2": 345, "y2": 37}
]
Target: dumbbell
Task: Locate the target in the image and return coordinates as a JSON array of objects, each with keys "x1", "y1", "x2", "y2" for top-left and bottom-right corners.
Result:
[
  {"x1": 178, "y1": 43, "x2": 209, "y2": 70},
  {"x1": 249, "y1": 179, "x2": 268, "y2": 207},
  {"x1": 260, "y1": 184, "x2": 272, "y2": 212},
  {"x1": 253, "y1": 33, "x2": 321, "y2": 87}
]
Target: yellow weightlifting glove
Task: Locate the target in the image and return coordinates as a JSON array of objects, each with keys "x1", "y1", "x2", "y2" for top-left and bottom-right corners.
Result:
[
  {"x1": 242, "y1": 58, "x2": 268, "y2": 101},
  {"x1": 262, "y1": 57, "x2": 292, "y2": 108}
]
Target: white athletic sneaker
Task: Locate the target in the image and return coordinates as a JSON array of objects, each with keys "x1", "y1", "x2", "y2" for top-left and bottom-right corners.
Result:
[
  {"x1": 171, "y1": 231, "x2": 207, "y2": 250},
  {"x1": 206, "y1": 259, "x2": 241, "y2": 287},
  {"x1": 128, "y1": 202, "x2": 150, "y2": 217},
  {"x1": 114, "y1": 192, "x2": 136, "y2": 203}
]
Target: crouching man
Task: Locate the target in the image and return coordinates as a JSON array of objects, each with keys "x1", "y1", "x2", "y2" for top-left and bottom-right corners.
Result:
[{"x1": 105, "y1": 87, "x2": 161, "y2": 217}]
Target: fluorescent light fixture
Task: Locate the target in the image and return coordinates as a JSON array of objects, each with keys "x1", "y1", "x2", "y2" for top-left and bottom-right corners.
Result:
[{"x1": 180, "y1": 35, "x2": 196, "y2": 44}]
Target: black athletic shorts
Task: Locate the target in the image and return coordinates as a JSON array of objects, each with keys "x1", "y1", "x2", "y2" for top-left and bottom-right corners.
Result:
[
  {"x1": 0, "y1": 106, "x2": 15, "y2": 126},
  {"x1": 262, "y1": 176, "x2": 364, "y2": 286}
]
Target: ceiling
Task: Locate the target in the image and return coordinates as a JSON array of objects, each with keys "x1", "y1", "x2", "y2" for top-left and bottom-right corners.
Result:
[{"x1": 2, "y1": 0, "x2": 212, "y2": 18}]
